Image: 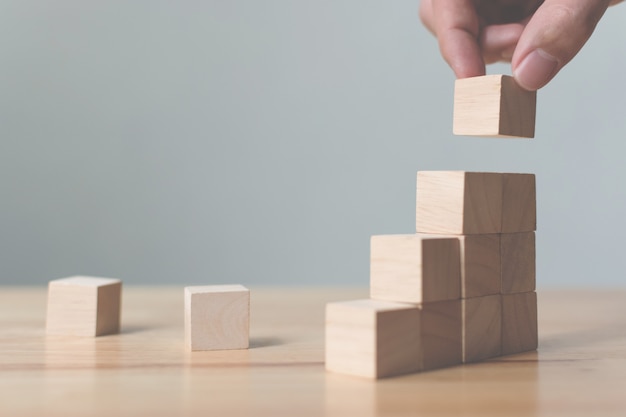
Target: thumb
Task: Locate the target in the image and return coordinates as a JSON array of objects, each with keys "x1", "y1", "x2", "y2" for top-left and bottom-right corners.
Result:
[{"x1": 511, "y1": 0, "x2": 612, "y2": 90}]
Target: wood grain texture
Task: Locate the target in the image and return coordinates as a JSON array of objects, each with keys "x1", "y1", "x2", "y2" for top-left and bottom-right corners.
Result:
[
  {"x1": 3, "y1": 287, "x2": 626, "y2": 417},
  {"x1": 502, "y1": 173, "x2": 536, "y2": 233},
  {"x1": 501, "y1": 232, "x2": 536, "y2": 294},
  {"x1": 419, "y1": 233, "x2": 500, "y2": 298},
  {"x1": 416, "y1": 171, "x2": 503, "y2": 234},
  {"x1": 462, "y1": 295, "x2": 502, "y2": 363},
  {"x1": 46, "y1": 276, "x2": 121, "y2": 337},
  {"x1": 325, "y1": 299, "x2": 421, "y2": 379},
  {"x1": 453, "y1": 74, "x2": 536, "y2": 138},
  {"x1": 370, "y1": 234, "x2": 460, "y2": 303},
  {"x1": 184, "y1": 285, "x2": 250, "y2": 351},
  {"x1": 420, "y1": 299, "x2": 462, "y2": 371},
  {"x1": 502, "y1": 292, "x2": 538, "y2": 356}
]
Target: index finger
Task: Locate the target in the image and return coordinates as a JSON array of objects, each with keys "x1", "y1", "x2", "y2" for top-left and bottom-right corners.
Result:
[{"x1": 431, "y1": 0, "x2": 485, "y2": 78}]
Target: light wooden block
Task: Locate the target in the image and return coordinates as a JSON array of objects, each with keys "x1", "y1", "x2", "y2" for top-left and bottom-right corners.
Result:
[
  {"x1": 370, "y1": 234, "x2": 460, "y2": 304},
  {"x1": 421, "y1": 299, "x2": 462, "y2": 371},
  {"x1": 501, "y1": 232, "x2": 536, "y2": 294},
  {"x1": 418, "y1": 233, "x2": 500, "y2": 298},
  {"x1": 416, "y1": 171, "x2": 503, "y2": 234},
  {"x1": 453, "y1": 74, "x2": 536, "y2": 138},
  {"x1": 502, "y1": 292, "x2": 538, "y2": 355},
  {"x1": 462, "y1": 295, "x2": 502, "y2": 363},
  {"x1": 46, "y1": 276, "x2": 122, "y2": 337},
  {"x1": 184, "y1": 285, "x2": 250, "y2": 351},
  {"x1": 325, "y1": 299, "x2": 422, "y2": 379},
  {"x1": 502, "y1": 173, "x2": 536, "y2": 232}
]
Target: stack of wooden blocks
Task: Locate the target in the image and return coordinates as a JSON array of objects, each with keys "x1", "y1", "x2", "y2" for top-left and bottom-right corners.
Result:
[{"x1": 325, "y1": 171, "x2": 537, "y2": 379}]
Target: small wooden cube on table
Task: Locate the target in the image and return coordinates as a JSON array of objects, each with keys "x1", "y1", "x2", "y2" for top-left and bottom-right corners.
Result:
[
  {"x1": 46, "y1": 276, "x2": 122, "y2": 337},
  {"x1": 184, "y1": 285, "x2": 250, "y2": 351},
  {"x1": 502, "y1": 292, "x2": 538, "y2": 355},
  {"x1": 325, "y1": 299, "x2": 422, "y2": 379}
]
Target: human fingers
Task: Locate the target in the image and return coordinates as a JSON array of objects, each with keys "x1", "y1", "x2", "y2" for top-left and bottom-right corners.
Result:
[
  {"x1": 512, "y1": 0, "x2": 613, "y2": 90},
  {"x1": 479, "y1": 23, "x2": 525, "y2": 64},
  {"x1": 421, "y1": 0, "x2": 485, "y2": 78}
]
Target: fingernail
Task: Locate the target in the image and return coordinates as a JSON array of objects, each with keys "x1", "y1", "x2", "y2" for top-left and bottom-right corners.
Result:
[{"x1": 514, "y1": 49, "x2": 558, "y2": 90}]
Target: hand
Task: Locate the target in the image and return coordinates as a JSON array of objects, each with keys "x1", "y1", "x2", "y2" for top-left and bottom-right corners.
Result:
[{"x1": 419, "y1": 0, "x2": 622, "y2": 90}]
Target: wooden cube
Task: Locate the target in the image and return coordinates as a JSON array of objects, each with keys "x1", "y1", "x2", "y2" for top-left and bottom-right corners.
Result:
[
  {"x1": 421, "y1": 299, "x2": 462, "y2": 370},
  {"x1": 501, "y1": 232, "x2": 536, "y2": 294},
  {"x1": 453, "y1": 74, "x2": 536, "y2": 138},
  {"x1": 502, "y1": 292, "x2": 538, "y2": 355},
  {"x1": 502, "y1": 173, "x2": 536, "y2": 233},
  {"x1": 462, "y1": 295, "x2": 502, "y2": 363},
  {"x1": 418, "y1": 233, "x2": 500, "y2": 298},
  {"x1": 184, "y1": 285, "x2": 250, "y2": 351},
  {"x1": 416, "y1": 171, "x2": 503, "y2": 234},
  {"x1": 46, "y1": 276, "x2": 122, "y2": 337},
  {"x1": 325, "y1": 299, "x2": 422, "y2": 379},
  {"x1": 370, "y1": 234, "x2": 460, "y2": 304}
]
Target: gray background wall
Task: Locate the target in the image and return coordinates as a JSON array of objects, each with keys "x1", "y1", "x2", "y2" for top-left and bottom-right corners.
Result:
[{"x1": 1, "y1": 1, "x2": 625, "y2": 287}]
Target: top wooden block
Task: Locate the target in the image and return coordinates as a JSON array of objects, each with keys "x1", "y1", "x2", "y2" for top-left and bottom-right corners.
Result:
[
  {"x1": 416, "y1": 171, "x2": 536, "y2": 234},
  {"x1": 453, "y1": 74, "x2": 536, "y2": 138},
  {"x1": 416, "y1": 171, "x2": 503, "y2": 234}
]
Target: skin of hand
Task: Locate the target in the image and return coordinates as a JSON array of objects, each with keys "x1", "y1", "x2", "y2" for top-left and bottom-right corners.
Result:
[{"x1": 419, "y1": 0, "x2": 623, "y2": 90}]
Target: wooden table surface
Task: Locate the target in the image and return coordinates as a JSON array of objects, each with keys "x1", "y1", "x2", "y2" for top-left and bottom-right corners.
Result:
[{"x1": 1, "y1": 287, "x2": 626, "y2": 417}]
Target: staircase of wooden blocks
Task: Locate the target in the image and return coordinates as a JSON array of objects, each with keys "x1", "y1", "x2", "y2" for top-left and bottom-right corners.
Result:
[{"x1": 325, "y1": 171, "x2": 537, "y2": 379}]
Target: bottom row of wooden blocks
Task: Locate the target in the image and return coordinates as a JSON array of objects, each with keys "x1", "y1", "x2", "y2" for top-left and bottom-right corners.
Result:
[
  {"x1": 325, "y1": 292, "x2": 537, "y2": 379},
  {"x1": 46, "y1": 276, "x2": 250, "y2": 351}
]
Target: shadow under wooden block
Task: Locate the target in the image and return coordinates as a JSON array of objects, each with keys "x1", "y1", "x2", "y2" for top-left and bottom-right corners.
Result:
[
  {"x1": 370, "y1": 234, "x2": 460, "y2": 304},
  {"x1": 46, "y1": 276, "x2": 122, "y2": 337},
  {"x1": 502, "y1": 292, "x2": 538, "y2": 356},
  {"x1": 462, "y1": 295, "x2": 502, "y2": 363},
  {"x1": 501, "y1": 232, "x2": 536, "y2": 294},
  {"x1": 502, "y1": 173, "x2": 536, "y2": 233},
  {"x1": 184, "y1": 285, "x2": 250, "y2": 351},
  {"x1": 453, "y1": 74, "x2": 536, "y2": 138},
  {"x1": 325, "y1": 299, "x2": 421, "y2": 379},
  {"x1": 416, "y1": 171, "x2": 503, "y2": 234},
  {"x1": 421, "y1": 299, "x2": 462, "y2": 371}
]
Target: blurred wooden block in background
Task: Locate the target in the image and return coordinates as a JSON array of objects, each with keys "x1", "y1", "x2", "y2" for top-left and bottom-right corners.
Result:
[
  {"x1": 502, "y1": 173, "x2": 536, "y2": 232},
  {"x1": 370, "y1": 234, "x2": 460, "y2": 304},
  {"x1": 453, "y1": 74, "x2": 536, "y2": 138},
  {"x1": 184, "y1": 285, "x2": 250, "y2": 351},
  {"x1": 501, "y1": 232, "x2": 536, "y2": 294},
  {"x1": 502, "y1": 292, "x2": 538, "y2": 355},
  {"x1": 46, "y1": 276, "x2": 122, "y2": 337},
  {"x1": 462, "y1": 295, "x2": 502, "y2": 363},
  {"x1": 325, "y1": 299, "x2": 422, "y2": 379},
  {"x1": 416, "y1": 171, "x2": 503, "y2": 234},
  {"x1": 421, "y1": 299, "x2": 462, "y2": 370}
]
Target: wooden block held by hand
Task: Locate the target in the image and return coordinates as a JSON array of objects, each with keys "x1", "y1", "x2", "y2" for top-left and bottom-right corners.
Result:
[
  {"x1": 462, "y1": 295, "x2": 502, "y2": 363},
  {"x1": 325, "y1": 299, "x2": 422, "y2": 379},
  {"x1": 501, "y1": 232, "x2": 536, "y2": 294},
  {"x1": 416, "y1": 171, "x2": 503, "y2": 234},
  {"x1": 453, "y1": 74, "x2": 536, "y2": 138},
  {"x1": 370, "y1": 234, "x2": 461, "y2": 304},
  {"x1": 46, "y1": 276, "x2": 122, "y2": 337},
  {"x1": 184, "y1": 285, "x2": 250, "y2": 351},
  {"x1": 502, "y1": 173, "x2": 536, "y2": 233},
  {"x1": 502, "y1": 292, "x2": 538, "y2": 355},
  {"x1": 421, "y1": 299, "x2": 462, "y2": 370}
]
